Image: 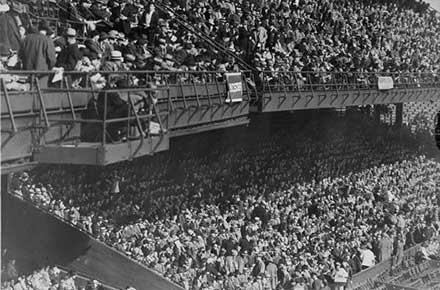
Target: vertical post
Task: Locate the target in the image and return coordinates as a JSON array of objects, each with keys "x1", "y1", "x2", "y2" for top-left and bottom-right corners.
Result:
[
  {"x1": 166, "y1": 80, "x2": 174, "y2": 112},
  {"x1": 1, "y1": 78, "x2": 18, "y2": 133},
  {"x1": 307, "y1": 73, "x2": 315, "y2": 101},
  {"x1": 266, "y1": 72, "x2": 274, "y2": 104},
  {"x1": 127, "y1": 93, "x2": 145, "y2": 138},
  {"x1": 204, "y1": 76, "x2": 212, "y2": 107},
  {"x1": 127, "y1": 90, "x2": 131, "y2": 140},
  {"x1": 192, "y1": 79, "x2": 201, "y2": 108},
  {"x1": 35, "y1": 77, "x2": 50, "y2": 127},
  {"x1": 179, "y1": 81, "x2": 188, "y2": 109},
  {"x1": 150, "y1": 90, "x2": 165, "y2": 133},
  {"x1": 214, "y1": 74, "x2": 223, "y2": 104},
  {"x1": 102, "y1": 91, "x2": 107, "y2": 145},
  {"x1": 64, "y1": 77, "x2": 76, "y2": 120}
]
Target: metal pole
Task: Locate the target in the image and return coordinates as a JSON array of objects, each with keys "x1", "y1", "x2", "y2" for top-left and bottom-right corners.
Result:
[
  {"x1": 64, "y1": 77, "x2": 76, "y2": 120},
  {"x1": 1, "y1": 79, "x2": 18, "y2": 133},
  {"x1": 35, "y1": 77, "x2": 50, "y2": 127},
  {"x1": 102, "y1": 92, "x2": 107, "y2": 145}
]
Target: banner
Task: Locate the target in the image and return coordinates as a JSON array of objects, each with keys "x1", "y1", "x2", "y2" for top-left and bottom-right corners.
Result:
[
  {"x1": 225, "y1": 72, "x2": 243, "y2": 103},
  {"x1": 377, "y1": 76, "x2": 394, "y2": 90}
]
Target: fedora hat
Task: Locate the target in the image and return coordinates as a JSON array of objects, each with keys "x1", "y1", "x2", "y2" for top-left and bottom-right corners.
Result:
[
  {"x1": 0, "y1": 2, "x2": 9, "y2": 12},
  {"x1": 110, "y1": 50, "x2": 123, "y2": 60}
]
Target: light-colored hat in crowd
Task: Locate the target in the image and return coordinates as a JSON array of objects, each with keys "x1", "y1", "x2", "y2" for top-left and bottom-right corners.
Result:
[
  {"x1": 66, "y1": 28, "x2": 77, "y2": 37},
  {"x1": 108, "y1": 30, "x2": 119, "y2": 39},
  {"x1": 0, "y1": 0, "x2": 9, "y2": 13},
  {"x1": 110, "y1": 50, "x2": 123, "y2": 61}
]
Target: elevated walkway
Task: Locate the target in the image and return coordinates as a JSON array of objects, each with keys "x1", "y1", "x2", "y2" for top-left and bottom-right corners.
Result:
[
  {"x1": 1, "y1": 70, "x2": 251, "y2": 170},
  {"x1": 2, "y1": 69, "x2": 439, "y2": 171},
  {"x1": 1, "y1": 192, "x2": 183, "y2": 290},
  {"x1": 254, "y1": 71, "x2": 440, "y2": 112}
]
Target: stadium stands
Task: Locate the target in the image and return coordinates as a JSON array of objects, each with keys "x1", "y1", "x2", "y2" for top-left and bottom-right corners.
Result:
[
  {"x1": 2, "y1": 0, "x2": 440, "y2": 289},
  {"x1": 7, "y1": 111, "x2": 440, "y2": 290},
  {"x1": 1, "y1": 0, "x2": 440, "y2": 77},
  {"x1": 1, "y1": 264, "x2": 118, "y2": 290}
]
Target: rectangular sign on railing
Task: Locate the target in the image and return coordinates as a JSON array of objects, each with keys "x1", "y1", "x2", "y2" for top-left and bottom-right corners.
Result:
[
  {"x1": 225, "y1": 72, "x2": 243, "y2": 103},
  {"x1": 378, "y1": 76, "x2": 394, "y2": 90}
]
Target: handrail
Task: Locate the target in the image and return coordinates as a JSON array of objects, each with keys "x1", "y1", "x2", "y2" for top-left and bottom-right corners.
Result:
[
  {"x1": 1, "y1": 69, "x2": 435, "y2": 77},
  {"x1": 258, "y1": 70, "x2": 440, "y2": 93},
  {"x1": 0, "y1": 70, "x2": 247, "y2": 75}
]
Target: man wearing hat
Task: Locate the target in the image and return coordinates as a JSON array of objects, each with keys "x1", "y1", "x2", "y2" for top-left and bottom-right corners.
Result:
[
  {"x1": 56, "y1": 28, "x2": 82, "y2": 71},
  {"x1": 90, "y1": 0, "x2": 112, "y2": 20},
  {"x1": 18, "y1": 20, "x2": 56, "y2": 87},
  {"x1": 102, "y1": 50, "x2": 126, "y2": 72}
]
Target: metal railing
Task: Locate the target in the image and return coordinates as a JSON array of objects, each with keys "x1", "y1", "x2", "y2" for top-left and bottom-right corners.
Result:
[
  {"x1": 258, "y1": 71, "x2": 440, "y2": 93},
  {"x1": 0, "y1": 70, "x2": 246, "y2": 88},
  {"x1": 51, "y1": 87, "x2": 166, "y2": 143},
  {"x1": 1, "y1": 70, "x2": 254, "y2": 147}
]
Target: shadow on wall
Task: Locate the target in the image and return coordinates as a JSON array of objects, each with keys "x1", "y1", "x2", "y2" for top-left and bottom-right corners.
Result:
[{"x1": 1, "y1": 192, "x2": 91, "y2": 274}]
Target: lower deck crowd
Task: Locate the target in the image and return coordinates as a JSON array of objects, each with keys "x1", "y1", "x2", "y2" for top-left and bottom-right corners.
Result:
[{"x1": 4, "y1": 110, "x2": 440, "y2": 290}]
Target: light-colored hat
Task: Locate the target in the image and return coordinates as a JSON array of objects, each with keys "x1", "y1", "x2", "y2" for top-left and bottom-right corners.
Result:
[
  {"x1": 108, "y1": 30, "x2": 119, "y2": 39},
  {"x1": 110, "y1": 50, "x2": 123, "y2": 60},
  {"x1": 66, "y1": 28, "x2": 77, "y2": 37},
  {"x1": 0, "y1": 3, "x2": 10, "y2": 12}
]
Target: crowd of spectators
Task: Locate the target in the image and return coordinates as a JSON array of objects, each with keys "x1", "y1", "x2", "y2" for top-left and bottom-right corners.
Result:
[
  {"x1": 167, "y1": 0, "x2": 440, "y2": 75},
  {"x1": 1, "y1": 265, "x2": 84, "y2": 290},
  {"x1": 9, "y1": 111, "x2": 440, "y2": 290},
  {"x1": 419, "y1": 239, "x2": 440, "y2": 262},
  {"x1": 0, "y1": 0, "x2": 241, "y2": 90},
  {"x1": 0, "y1": 0, "x2": 440, "y2": 87}
]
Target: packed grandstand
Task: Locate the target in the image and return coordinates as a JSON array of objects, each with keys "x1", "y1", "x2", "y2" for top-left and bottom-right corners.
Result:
[
  {"x1": 1, "y1": 0, "x2": 440, "y2": 289},
  {"x1": 3, "y1": 111, "x2": 440, "y2": 290}
]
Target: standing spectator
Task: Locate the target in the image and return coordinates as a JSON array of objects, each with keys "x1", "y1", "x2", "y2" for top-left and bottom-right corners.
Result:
[
  {"x1": 333, "y1": 262, "x2": 349, "y2": 290},
  {"x1": 393, "y1": 235, "x2": 405, "y2": 270},
  {"x1": 140, "y1": 3, "x2": 159, "y2": 42},
  {"x1": 359, "y1": 244, "x2": 375, "y2": 270},
  {"x1": 0, "y1": 0, "x2": 21, "y2": 56},
  {"x1": 378, "y1": 232, "x2": 394, "y2": 262},
  {"x1": 266, "y1": 259, "x2": 278, "y2": 290},
  {"x1": 56, "y1": 28, "x2": 82, "y2": 71},
  {"x1": 18, "y1": 20, "x2": 56, "y2": 87}
]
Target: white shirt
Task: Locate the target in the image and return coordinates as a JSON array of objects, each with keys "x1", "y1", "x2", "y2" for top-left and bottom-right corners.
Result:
[
  {"x1": 334, "y1": 268, "x2": 349, "y2": 283},
  {"x1": 360, "y1": 249, "x2": 376, "y2": 267},
  {"x1": 144, "y1": 10, "x2": 154, "y2": 28}
]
